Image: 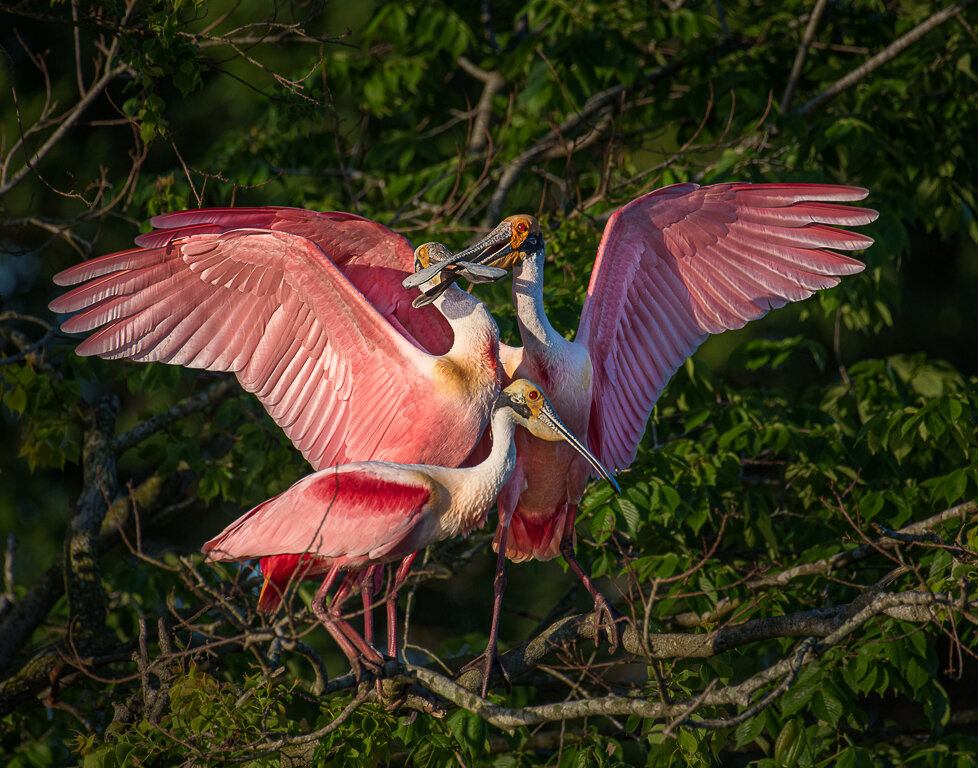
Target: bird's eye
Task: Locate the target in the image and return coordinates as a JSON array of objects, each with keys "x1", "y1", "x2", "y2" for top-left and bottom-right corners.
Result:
[
  {"x1": 516, "y1": 222, "x2": 528, "y2": 233},
  {"x1": 527, "y1": 390, "x2": 539, "y2": 400}
]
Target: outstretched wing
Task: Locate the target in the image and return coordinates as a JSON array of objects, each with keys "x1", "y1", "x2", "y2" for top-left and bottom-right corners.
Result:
[
  {"x1": 577, "y1": 182, "x2": 878, "y2": 472},
  {"x1": 51, "y1": 228, "x2": 447, "y2": 470},
  {"x1": 136, "y1": 207, "x2": 453, "y2": 354},
  {"x1": 202, "y1": 465, "x2": 433, "y2": 563}
]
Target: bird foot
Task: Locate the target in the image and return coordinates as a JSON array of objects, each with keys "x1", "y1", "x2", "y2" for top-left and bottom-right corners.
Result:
[
  {"x1": 458, "y1": 644, "x2": 511, "y2": 698},
  {"x1": 345, "y1": 647, "x2": 387, "y2": 683},
  {"x1": 591, "y1": 593, "x2": 627, "y2": 653}
]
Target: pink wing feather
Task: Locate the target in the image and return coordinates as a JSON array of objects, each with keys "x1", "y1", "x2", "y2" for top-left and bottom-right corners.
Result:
[
  {"x1": 577, "y1": 182, "x2": 878, "y2": 472},
  {"x1": 137, "y1": 207, "x2": 453, "y2": 355},
  {"x1": 202, "y1": 465, "x2": 433, "y2": 567},
  {"x1": 50, "y1": 228, "x2": 460, "y2": 470}
]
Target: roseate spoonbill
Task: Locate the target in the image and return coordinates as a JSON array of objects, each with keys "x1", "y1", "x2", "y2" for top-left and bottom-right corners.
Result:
[
  {"x1": 202, "y1": 379, "x2": 618, "y2": 678},
  {"x1": 48, "y1": 211, "x2": 505, "y2": 657},
  {"x1": 404, "y1": 182, "x2": 878, "y2": 670}
]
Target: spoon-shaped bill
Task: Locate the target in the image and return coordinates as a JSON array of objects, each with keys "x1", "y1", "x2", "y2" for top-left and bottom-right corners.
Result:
[
  {"x1": 402, "y1": 222, "x2": 514, "y2": 290},
  {"x1": 457, "y1": 261, "x2": 509, "y2": 282}
]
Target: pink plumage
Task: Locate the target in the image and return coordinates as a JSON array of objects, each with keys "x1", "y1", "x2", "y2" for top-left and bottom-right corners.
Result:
[
  {"x1": 203, "y1": 466, "x2": 432, "y2": 575},
  {"x1": 468, "y1": 183, "x2": 877, "y2": 563},
  {"x1": 50, "y1": 208, "x2": 502, "y2": 627},
  {"x1": 577, "y1": 182, "x2": 877, "y2": 477},
  {"x1": 50, "y1": 214, "x2": 492, "y2": 472}
]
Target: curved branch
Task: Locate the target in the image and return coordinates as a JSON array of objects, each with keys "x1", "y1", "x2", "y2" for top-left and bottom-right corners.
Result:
[
  {"x1": 413, "y1": 590, "x2": 975, "y2": 728},
  {"x1": 458, "y1": 56, "x2": 506, "y2": 155}
]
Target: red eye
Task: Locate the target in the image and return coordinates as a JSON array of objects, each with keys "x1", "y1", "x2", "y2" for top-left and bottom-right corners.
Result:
[
  {"x1": 517, "y1": 222, "x2": 528, "y2": 233},
  {"x1": 527, "y1": 390, "x2": 539, "y2": 400}
]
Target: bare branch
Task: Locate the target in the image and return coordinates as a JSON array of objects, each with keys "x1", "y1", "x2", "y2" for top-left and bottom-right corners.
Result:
[
  {"x1": 411, "y1": 590, "x2": 975, "y2": 728},
  {"x1": 749, "y1": 500, "x2": 977, "y2": 588},
  {"x1": 457, "y1": 56, "x2": 506, "y2": 155},
  {"x1": 797, "y1": 0, "x2": 978, "y2": 114},
  {"x1": 780, "y1": 0, "x2": 829, "y2": 113},
  {"x1": 112, "y1": 378, "x2": 239, "y2": 455},
  {"x1": 0, "y1": 62, "x2": 127, "y2": 196},
  {"x1": 482, "y1": 84, "x2": 626, "y2": 226}
]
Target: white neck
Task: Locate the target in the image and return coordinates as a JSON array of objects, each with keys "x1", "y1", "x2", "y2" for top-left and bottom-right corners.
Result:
[
  {"x1": 512, "y1": 248, "x2": 564, "y2": 361},
  {"x1": 433, "y1": 283, "x2": 496, "y2": 361},
  {"x1": 428, "y1": 408, "x2": 518, "y2": 535}
]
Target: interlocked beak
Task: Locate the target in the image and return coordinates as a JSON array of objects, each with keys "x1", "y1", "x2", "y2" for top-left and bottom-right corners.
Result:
[{"x1": 402, "y1": 220, "x2": 515, "y2": 291}]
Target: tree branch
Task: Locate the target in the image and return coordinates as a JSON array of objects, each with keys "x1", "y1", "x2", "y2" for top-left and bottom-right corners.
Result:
[
  {"x1": 482, "y1": 84, "x2": 625, "y2": 226},
  {"x1": 411, "y1": 590, "x2": 975, "y2": 728},
  {"x1": 457, "y1": 56, "x2": 506, "y2": 155},
  {"x1": 0, "y1": 62, "x2": 127, "y2": 196},
  {"x1": 797, "y1": 0, "x2": 978, "y2": 115},
  {"x1": 63, "y1": 395, "x2": 119, "y2": 645},
  {"x1": 112, "y1": 378, "x2": 238, "y2": 455},
  {"x1": 780, "y1": 0, "x2": 829, "y2": 113},
  {"x1": 749, "y1": 500, "x2": 977, "y2": 588}
]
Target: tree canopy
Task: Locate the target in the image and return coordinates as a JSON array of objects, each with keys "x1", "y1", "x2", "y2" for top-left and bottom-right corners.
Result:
[{"x1": 1, "y1": 1, "x2": 977, "y2": 766}]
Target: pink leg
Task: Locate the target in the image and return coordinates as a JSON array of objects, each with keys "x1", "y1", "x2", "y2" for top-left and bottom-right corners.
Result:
[
  {"x1": 361, "y1": 565, "x2": 384, "y2": 648},
  {"x1": 559, "y1": 506, "x2": 624, "y2": 651},
  {"x1": 312, "y1": 568, "x2": 361, "y2": 673},
  {"x1": 313, "y1": 570, "x2": 384, "y2": 679},
  {"x1": 460, "y1": 510, "x2": 513, "y2": 697},
  {"x1": 385, "y1": 553, "x2": 418, "y2": 658}
]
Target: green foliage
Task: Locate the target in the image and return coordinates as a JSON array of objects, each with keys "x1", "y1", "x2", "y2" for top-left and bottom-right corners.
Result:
[{"x1": 2, "y1": 0, "x2": 977, "y2": 766}]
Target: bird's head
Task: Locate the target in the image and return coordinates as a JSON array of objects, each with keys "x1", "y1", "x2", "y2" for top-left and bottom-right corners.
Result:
[
  {"x1": 413, "y1": 242, "x2": 453, "y2": 279},
  {"x1": 410, "y1": 243, "x2": 458, "y2": 307},
  {"x1": 402, "y1": 215, "x2": 543, "y2": 293},
  {"x1": 496, "y1": 379, "x2": 620, "y2": 492},
  {"x1": 465, "y1": 214, "x2": 544, "y2": 271}
]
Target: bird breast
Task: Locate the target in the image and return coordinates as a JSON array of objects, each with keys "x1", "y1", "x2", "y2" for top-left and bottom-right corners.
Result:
[{"x1": 432, "y1": 327, "x2": 500, "y2": 397}]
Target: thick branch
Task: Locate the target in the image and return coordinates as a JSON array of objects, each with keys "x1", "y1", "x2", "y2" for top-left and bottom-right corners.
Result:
[
  {"x1": 63, "y1": 395, "x2": 119, "y2": 644},
  {"x1": 455, "y1": 588, "x2": 870, "y2": 695},
  {"x1": 797, "y1": 0, "x2": 978, "y2": 114},
  {"x1": 414, "y1": 590, "x2": 975, "y2": 728}
]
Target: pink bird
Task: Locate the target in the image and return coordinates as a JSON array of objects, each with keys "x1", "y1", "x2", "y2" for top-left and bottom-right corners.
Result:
[
  {"x1": 405, "y1": 182, "x2": 878, "y2": 690},
  {"x1": 48, "y1": 210, "x2": 504, "y2": 660},
  {"x1": 202, "y1": 379, "x2": 618, "y2": 677}
]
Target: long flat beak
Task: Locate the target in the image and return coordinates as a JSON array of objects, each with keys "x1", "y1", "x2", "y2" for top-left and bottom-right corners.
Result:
[
  {"x1": 401, "y1": 222, "x2": 513, "y2": 290},
  {"x1": 539, "y1": 403, "x2": 621, "y2": 493}
]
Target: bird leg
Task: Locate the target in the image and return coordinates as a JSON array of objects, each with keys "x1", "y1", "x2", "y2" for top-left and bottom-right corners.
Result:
[
  {"x1": 386, "y1": 553, "x2": 418, "y2": 659},
  {"x1": 313, "y1": 571, "x2": 384, "y2": 680},
  {"x1": 559, "y1": 512, "x2": 626, "y2": 652},
  {"x1": 459, "y1": 513, "x2": 513, "y2": 697},
  {"x1": 360, "y1": 564, "x2": 385, "y2": 649}
]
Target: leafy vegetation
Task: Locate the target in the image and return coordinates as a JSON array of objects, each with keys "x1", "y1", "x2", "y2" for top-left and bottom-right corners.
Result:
[{"x1": 1, "y1": 0, "x2": 976, "y2": 765}]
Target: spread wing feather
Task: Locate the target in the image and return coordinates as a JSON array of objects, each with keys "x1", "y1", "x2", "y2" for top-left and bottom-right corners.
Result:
[
  {"x1": 51, "y1": 228, "x2": 450, "y2": 470},
  {"x1": 578, "y1": 182, "x2": 877, "y2": 472},
  {"x1": 138, "y1": 207, "x2": 453, "y2": 354}
]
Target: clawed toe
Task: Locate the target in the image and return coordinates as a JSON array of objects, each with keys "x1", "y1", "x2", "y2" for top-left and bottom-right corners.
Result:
[
  {"x1": 592, "y1": 594, "x2": 627, "y2": 652},
  {"x1": 459, "y1": 647, "x2": 511, "y2": 697}
]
